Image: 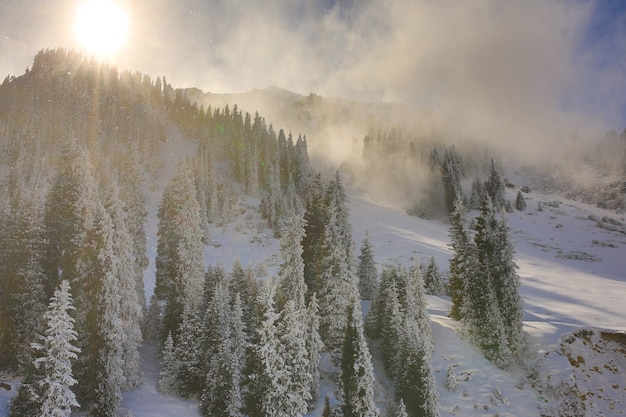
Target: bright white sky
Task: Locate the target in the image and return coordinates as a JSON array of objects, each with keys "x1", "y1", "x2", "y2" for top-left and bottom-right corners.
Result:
[{"x1": 1, "y1": 0, "x2": 626, "y2": 134}]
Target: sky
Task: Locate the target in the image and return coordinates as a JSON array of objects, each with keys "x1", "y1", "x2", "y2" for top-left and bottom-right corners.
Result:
[{"x1": 2, "y1": 0, "x2": 626, "y2": 137}]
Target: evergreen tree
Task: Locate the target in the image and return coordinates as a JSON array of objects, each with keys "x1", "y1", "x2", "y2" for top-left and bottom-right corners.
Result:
[
  {"x1": 158, "y1": 332, "x2": 178, "y2": 396},
  {"x1": 277, "y1": 213, "x2": 307, "y2": 310},
  {"x1": 155, "y1": 159, "x2": 205, "y2": 340},
  {"x1": 469, "y1": 177, "x2": 484, "y2": 210},
  {"x1": 424, "y1": 256, "x2": 445, "y2": 296},
  {"x1": 99, "y1": 174, "x2": 143, "y2": 391},
  {"x1": 201, "y1": 294, "x2": 246, "y2": 417},
  {"x1": 144, "y1": 294, "x2": 162, "y2": 344},
  {"x1": 441, "y1": 147, "x2": 464, "y2": 215},
  {"x1": 357, "y1": 231, "x2": 378, "y2": 300},
  {"x1": 317, "y1": 202, "x2": 358, "y2": 361},
  {"x1": 447, "y1": 198, "x2": 477, "y2": 321},
  {"x1": 380, "y1": 278, "x2": 404, "y2": 377},
  {"x1": 395, "y1": 399, "x2": 409, "y2": 417},
  {"x1": 339, "y1": 301, "x2": 378, "y2": 417},
  {"x1": 515, "y1": 190, "x2": 526, "y2": 211},
  {"x1": 174, "y1": 306, "x2": 206, "y2": 398},
  {"x1": 30, "y1": 280, "x2": 81, "y2": 417},
  {"x1": 486, "y1": 209, "x2": 526, "y2": 361},
  {"x1": 302, "y1": 174, "x2": 327, "y2": 297},
  {"x1": 304, "y1": 293, "x2": 323, "y2": 406},
  {"x1": 43, "y1": 140, "x2": 98, "y2": 296},
  {"x1": 486, "y1": 160, "x2": 505, "y2": 211},
  {"x1": 395, "y1": 316, "x2": 439, "y2": 417},
  {"x1": 277, "y1": 300, "x2": 311, "y2": 416},
  {"x1": 0, "y1": 189, "x2": 47, "y2": 371},
  {"x1": 245, "y1": 283, "x2": 290, "y2": 417},
  {"x1": 227, "y1": 263, "x2": 259, "y2": 338},
  {"x1": 467, "y1": 193, "x2": 512, "y2": 367}
]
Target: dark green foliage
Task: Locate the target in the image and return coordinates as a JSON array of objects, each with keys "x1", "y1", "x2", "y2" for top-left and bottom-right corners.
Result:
[
  {"x1": 486, "y1": 160, "x2": 505, "y2": 210},
  {"x1": 424, "y1": 256, "x2": 446, "y2": 296},
  {"x1": 357, "y1": 231, "x2": 378, "y2": 300},
  {"x1": 340, "y1": 303, "x2": 377, "y2": 417},
  {"x1": 516, "y1": 190, "x2": 526, "y2": 211},
  {"x1": 447, "y1": 198, "x2": 475, "y2": 321},
  {"x1": 441, "y1": 146, "x2": 465, "y2": 215}
]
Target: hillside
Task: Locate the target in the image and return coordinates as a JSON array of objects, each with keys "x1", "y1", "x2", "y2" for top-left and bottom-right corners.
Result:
[{"x1": 1, "y1": 50, "x2": 626, "y2": 417}]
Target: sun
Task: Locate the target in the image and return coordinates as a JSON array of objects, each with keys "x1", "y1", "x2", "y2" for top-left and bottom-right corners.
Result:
[{"x1": 75, "y1": 0, "x2": 129, "y2": 57}]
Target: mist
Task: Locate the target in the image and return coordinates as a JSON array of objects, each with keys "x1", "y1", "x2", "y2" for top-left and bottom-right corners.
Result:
[{"x1": 2, "y1": 0, "x2": 625, "y2": 208}]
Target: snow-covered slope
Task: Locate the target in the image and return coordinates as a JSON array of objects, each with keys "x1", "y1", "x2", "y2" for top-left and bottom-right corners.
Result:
[
  {"x1": 2, "y1": 150, "x2": 624, "y2": 416},
  {"x1": 119, "y1": 163, "x2": 626, "y2": 417}
]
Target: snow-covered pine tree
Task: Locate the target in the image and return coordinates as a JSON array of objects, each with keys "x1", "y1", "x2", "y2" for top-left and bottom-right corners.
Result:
[
  {"x1": 0, "y1": 187, "x2": 47, "y2": 371},
  {"x1": 227, "y1": 262, "x2": 259, "y2": 338},
  {"x1": 204, "y1": 277, "x2": 231, "y2": 360},
  {"x1": 114, "y1": 143, "x2": 148, "y2": 312},
  {"x1": 380, "y1": 278, "x2": 404, "y2": 377},
  {"x1": 43, "y1": 139, "x2": 98, "y2": 296},
  {"x1": 424, "y1": 256, "x2": 446, "y2": 296},
  {"x1": 31, "y1": 280, "x2": 81, "y2": 417},
  {"x1": 357, "y1": 231, "x2": 378, "y2": 300},
  {"x1": 305, "y1": 293, "x2": 323, "y2": 407},
  {"x1": 245, "y1": 282, "x2": 289, "y2": 417},
  {"x1": 302, "y1": 173, "x2": 327, "y2": 297},
  {"x1": 277, "y1": 213, "x2": 307, "y2": 310},
  {"x1": 406, "y1": 261, "x2": 433, "y2": 351},
  {"x1": 469, "y1": 177, "x2": 484, "y2": 210},
  {"x1": 441, "y1": 146, "x2": 464, "y2": 215},
  {"x1": 486, "y1": 160, "x2": 505, "y2": 211},
  {"x1": 515, "y1": 190, "x2": 526, "y2": 211},
  {"x1": 487, "y1": 209, "x2": 526, "y2": 361},
  {"x1": 99, "y1": 173, "x2": 143, "y2": 390},
  {"x1": 277, "y1": 300, "x2": 311, "y2": 416},
  {"x1": 395, "y1": 315, "x2": 439, "y2": 417},
  {"x1": 395, "y1": 399, "x2": 409, "y2": 417},
  {"x1": 91, "y1": 200, "x2": 125, "y2": 417},
  {"x1": 317, "y1": 201, "x2": 358, "y2": 361},
  {"x1": 175, "y1": 306, "x2": 206, "y2": 398},
  {"x1": 468, "y1": 193, "x2": 512, "y2": 367},
  {"x1": 339, "y1": 300, "x2": 378, "y2": 417},
  {"x1": 158, "y1": 332, "x2": 178, "y2": 396},
  {"x1": 144, "y1": 294, "x2": 162, "y2": 344},
  {"x1": 201, "y1": 293, "x2": 246, "y2": 417},
  {"x1": 365, "y1": 262, "x2": 401, "y2": 339},
  {"x1": 447, "y1": 197, "x2": 476, "y2": 321},
  {"x1": 155, "y1": 159, "x2": 205, "y2": 340}
]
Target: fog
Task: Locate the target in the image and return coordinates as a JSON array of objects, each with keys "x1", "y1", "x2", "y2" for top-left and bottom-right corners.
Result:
[{"x1": 2, "y1": 0, "x2": 625, "y2": 204}]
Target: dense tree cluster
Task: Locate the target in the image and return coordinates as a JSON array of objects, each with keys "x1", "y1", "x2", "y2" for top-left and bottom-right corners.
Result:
[
  {"x1": 366, "y1": 263, "x2": 439, "y2": 417},
  {"x1": 447, "y1": 195, "x2": 526, "y2": 368}
]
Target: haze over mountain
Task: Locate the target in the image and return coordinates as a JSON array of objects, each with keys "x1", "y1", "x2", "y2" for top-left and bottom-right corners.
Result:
[{"x1": 1, "y1": 48, "x2": 625, "y2": 417}]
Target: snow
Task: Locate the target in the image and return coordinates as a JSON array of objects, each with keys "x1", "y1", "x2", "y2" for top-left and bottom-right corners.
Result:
[{"x1": 3, "y1": 134, "x2": 626, "y2": 416}]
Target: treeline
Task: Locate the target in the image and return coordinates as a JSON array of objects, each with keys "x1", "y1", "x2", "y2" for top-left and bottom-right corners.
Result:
[{"x1": 363, "y1": 128, "x2": 529, "y2": 218}]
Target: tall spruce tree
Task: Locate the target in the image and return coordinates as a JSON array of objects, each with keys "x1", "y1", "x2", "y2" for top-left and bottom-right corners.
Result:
[
  {"x1": 357, "y1": 231, "x2": 378, "y2": 300},
  {"x1": 277, "y1": 300, "x2": 311, "y2": 416},
  {"x1": 340, "y1": 301, "x2": 378, "y2": 417},
  {"x1": 424, "y1": 256, "x2": 445, "y2": 296},
  {"x1": 486, "y1": 160, "x2": 505, "y2": 211},
  {"x1": 317, "y1": 202, "x2": 357, "y2": 361},
  {"x1": 467, "y1": 193, "x2": 512, "y2": 367},
  {"x1": 245, "y1": 283, "x2": 289, "y2": 417},
  {"x1": 30, "y1": 280, "x2": 81, "y2": 417},
  {"x1": 201, "y1": 293, "x2": 246, "y2": 417},
  {"x1": 447, "y1": 197, "x2": 477, "y2": 321},
  {"x1": 277, "y1": 213, "x2": 307, "y2": 310},
  {"x1": 155, "y1": 159, "x2": 205, "y2": 340},
  {"x1": 304, "y1": 293, "x2": 323, "y2": 406}
]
